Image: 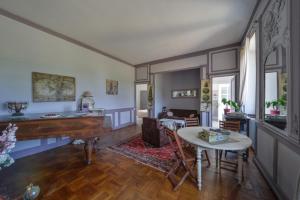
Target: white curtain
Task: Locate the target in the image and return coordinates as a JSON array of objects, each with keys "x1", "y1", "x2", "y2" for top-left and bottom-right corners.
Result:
[
  {"x1": 239, "y1": 33, "x2": 256, "y2": 115},
  {"x1": 239, "y1": 39, "x2": 249, "y2": 107}
]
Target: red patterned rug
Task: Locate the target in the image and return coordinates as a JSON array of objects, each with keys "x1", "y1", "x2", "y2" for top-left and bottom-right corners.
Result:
[{"x1": 108, "y1": 135, "x2": 176, "y2": 172}]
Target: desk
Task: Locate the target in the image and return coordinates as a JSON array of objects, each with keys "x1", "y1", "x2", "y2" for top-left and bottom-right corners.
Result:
[
  {"x1": 177, "y1": 126, "x2": 252, "y2": 190},
  {"x1": 0, "y1": 112, "x2": 112, "y2": 164}
]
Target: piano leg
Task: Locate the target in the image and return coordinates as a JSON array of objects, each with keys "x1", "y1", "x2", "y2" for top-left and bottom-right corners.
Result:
[{"x1": 84, "y1": 139, "x2": 93, "y2": 164}]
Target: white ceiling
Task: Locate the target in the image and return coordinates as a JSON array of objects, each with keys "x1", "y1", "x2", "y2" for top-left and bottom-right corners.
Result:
[{"x1": 0, "y1": 0, "x2": 257, "y2": 65}]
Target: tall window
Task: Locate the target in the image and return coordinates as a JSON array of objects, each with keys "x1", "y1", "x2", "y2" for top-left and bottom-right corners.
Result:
[{"x1": 240, "y1": 33, "x2": 257, "y2": 114}]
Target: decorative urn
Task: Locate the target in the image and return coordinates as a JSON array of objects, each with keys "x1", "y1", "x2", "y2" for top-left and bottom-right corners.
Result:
[{"x1": 7, "y1": 102, "x2": 28, "y2": 116}]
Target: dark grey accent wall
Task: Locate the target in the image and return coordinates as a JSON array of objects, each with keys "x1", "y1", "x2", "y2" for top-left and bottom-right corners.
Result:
[{"x1": 154, "y1": 68, "x2": 200, "y2": 116}]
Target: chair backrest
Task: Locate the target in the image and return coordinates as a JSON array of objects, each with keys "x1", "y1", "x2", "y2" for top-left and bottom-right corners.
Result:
[
  {"x1": 219, "y1": 120, "x2": 240, "y2": 132},
  {"x1": 142, "y1": 117, "x2": 159, "y2": 129},
  {"x1": 164, "y1": 128, "x2": 187, "y2": 161},
  {"x1": 185, "y1": 117, "x2": 199, "y2": 127}
]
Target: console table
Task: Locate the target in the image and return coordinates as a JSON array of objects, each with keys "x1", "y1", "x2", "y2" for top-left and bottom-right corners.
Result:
[{"x1": 0, "y1": 112, "x2": 112, "y2": 164}]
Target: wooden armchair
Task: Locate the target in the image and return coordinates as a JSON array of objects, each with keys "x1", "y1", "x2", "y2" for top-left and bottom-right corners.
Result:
[{"x1": 142, "y1": 117, "x2": 169, "y2": 147}]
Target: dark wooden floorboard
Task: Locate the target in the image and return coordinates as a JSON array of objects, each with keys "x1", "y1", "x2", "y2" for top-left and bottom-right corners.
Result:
[{"x1": 0, "y1": 125, "x2": 277, "y2": 200}]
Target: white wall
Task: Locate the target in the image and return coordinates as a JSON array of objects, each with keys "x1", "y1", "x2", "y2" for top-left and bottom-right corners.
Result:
[
  {"x1": 0, "y1": 15, "x2": 135, "y2": 159},
  {"x1": 0, "y1": 15, "x2": 134, "y2": 115}
]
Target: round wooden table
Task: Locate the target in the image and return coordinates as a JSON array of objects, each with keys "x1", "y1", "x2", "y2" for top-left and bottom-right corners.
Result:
[{"x1": 177, "y1": 126, "x2": 252, "y2": 190}]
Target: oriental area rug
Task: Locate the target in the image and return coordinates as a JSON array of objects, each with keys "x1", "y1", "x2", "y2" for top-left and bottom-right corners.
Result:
[{"x1": 108, "y1": 136, "x2": 176, "y2": 172}]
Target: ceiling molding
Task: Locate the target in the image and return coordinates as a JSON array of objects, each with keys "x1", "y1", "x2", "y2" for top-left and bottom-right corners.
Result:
[
  {"x1": 135, "y1": 42, "x2": 241, "y2": 67},
  {"x1": 0, "y1": 8, "x2": 135, "y2": 67}
]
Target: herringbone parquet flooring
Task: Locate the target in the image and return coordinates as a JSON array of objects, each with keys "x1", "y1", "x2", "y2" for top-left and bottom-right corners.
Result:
[{"x1": 0, "y1": 125, "x2": 277, "y2": 200}]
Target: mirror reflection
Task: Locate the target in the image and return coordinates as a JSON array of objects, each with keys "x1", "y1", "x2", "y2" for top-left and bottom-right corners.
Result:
[{"x1": 264, "y1": 47, "x2": 287, "y2": 130}]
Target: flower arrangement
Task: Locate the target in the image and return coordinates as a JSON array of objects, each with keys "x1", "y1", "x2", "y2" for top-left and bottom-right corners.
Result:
[{"x1": 0, "y1": 124, "x2": 17, "y2": 170}]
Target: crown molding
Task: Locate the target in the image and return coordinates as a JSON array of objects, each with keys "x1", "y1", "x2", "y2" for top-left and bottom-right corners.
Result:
[
  {"x1": 135, "y1": 42, "x2": 241, "y2": 67},
  {"x1": 0, "y1": 8, "x2": 134, "y2": 67},
  {"x1": 241, "y1": 0, "x2": 261, "y2": 43}
]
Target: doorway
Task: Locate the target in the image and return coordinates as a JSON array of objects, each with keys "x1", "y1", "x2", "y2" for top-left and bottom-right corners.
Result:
[
  {"x1": 136, "y1": 84, "x2": 148, "y2": 125},
  {"x1": 211, "y1": 75, "x2": 236, "y2": 127}
]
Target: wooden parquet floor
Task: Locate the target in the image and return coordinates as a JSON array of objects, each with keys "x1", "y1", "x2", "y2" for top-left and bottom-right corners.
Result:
[{"x1": 0, "y1": 125, "x2": 277, "y2": 200}]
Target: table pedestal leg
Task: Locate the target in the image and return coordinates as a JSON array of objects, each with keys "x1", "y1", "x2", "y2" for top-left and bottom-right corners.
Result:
[
  {"x1": 237, "y1": 150, "x2": 244, "y2": 184},
  {"x1": 197, "y1": 147, "x2": 203, "y2": 190},
  {"x1": 84, "y1": 139, "x2": 93, "y2": 164}
]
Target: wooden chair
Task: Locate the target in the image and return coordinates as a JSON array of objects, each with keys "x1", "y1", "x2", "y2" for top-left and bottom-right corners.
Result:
[
  {"x1": 219, "y1": 120, "x2": 241, "y2": 132},
  {"x1": 184, "y1": 117, "x2": 199, "y2": 127},
  {"x1": 164, "y1": 128, "x2": 197, "y2": 191},
  {"x1": 219, "y1": 120, "x2": 241, "y2": 172},
  {"x1": 184, "y1": 117, "x2": 211, "y2": 167}
]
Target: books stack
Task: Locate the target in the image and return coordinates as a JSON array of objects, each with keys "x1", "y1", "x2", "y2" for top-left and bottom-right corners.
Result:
[{"x1": 198, "y1": 129, "x2": 230, "y2": 144}]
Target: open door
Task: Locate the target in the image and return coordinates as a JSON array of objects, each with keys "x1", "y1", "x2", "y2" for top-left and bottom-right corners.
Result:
[
  {"x1": 136, "y1": 84, "x2": 148, "y2": 125},
  {"x1": 211, "y1": 75, "x2": 236, "y2": 127}
]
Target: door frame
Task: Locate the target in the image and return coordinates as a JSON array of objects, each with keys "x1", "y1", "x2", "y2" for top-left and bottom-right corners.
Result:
[
  {"x1": 135, "y1": 82, "x2": 150, "y2": 121},
  {"x1": 210, "y1": 72, "x2": 239, "y2": 126}
]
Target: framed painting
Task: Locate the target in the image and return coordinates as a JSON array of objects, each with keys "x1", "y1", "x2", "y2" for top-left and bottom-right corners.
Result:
[
  {"x1": 106, "y1": 79, "x2": 118, "y2": 95},
  {"x1": 171, "y1": 89, "x2": 198, "y2": 98}
]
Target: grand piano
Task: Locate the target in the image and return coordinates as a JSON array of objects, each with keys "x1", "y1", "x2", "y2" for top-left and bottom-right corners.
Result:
[{"x1": 0, "y1": 112, "x2": 112, "y2": 164}]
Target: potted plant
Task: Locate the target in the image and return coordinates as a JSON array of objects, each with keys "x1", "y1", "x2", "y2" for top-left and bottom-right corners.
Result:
[
  {"x1": 221, "y1": 98, "x2": 231, "y2": 115},
  {"x1": 147, "y1": 84, "x2": 153, "y2": 109},
  {"x1": 265, "y1": 98, "x2": 286, "y2": 116},
  {"x1": 229, "y1": 100, "x2": 241, "y2": 112}
]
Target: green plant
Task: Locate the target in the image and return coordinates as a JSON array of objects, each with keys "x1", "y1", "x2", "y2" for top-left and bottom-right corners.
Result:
[
  {"x1": 230, "y1": 101, "x2": 241, "y2": 112},
  {"x1": 147, "y1": 84, "x2": 153, "y2": 107},
  {"x1": 221, "y1": 98, "x2": 241, "y2": 111},
  {"x1": 265, "y1": 98, "x2": 286, "y2": 110},
  {"x1": 221, "y1": 98, "x2": 230, "y2": 107}
]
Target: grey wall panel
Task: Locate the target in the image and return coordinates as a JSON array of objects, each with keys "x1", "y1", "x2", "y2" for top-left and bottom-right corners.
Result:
[
  {"x1": 209, "y1": 48, "x2": 239, "y2": 74},
  {"x1": 135, "y1": 65, "x2": 149, "y2": 82},
  {"x1": 277, "y1": 142, "x2": 300, "y2": 200},
  {"x1": 257, "y1": 127, "x2": 275, "y2": 178}
]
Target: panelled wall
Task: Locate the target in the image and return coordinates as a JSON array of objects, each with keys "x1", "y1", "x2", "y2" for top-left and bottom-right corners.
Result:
[
  {"x1": 0, "y1": 15, "x2": 135, "y2": 159},
  {"x1": 135, "y1": 44, "x2": 240, "y2": 121},
  {"x1": 242, "y1": 0, "x2": 300, "y2": 199}
]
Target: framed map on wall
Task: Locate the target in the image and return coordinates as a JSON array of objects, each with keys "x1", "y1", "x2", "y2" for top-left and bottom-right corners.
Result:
[{"x1": 32, "y1": 72, "x2": 76, "y2": 102}]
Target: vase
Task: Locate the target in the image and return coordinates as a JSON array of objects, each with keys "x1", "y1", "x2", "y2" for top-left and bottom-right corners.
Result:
[
  {"x1": 224, "y1": 108, "x2": 231, "y2": 115},
  {"x1": 270, "y1": 109, "x2": 280, "y2": 116}
]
